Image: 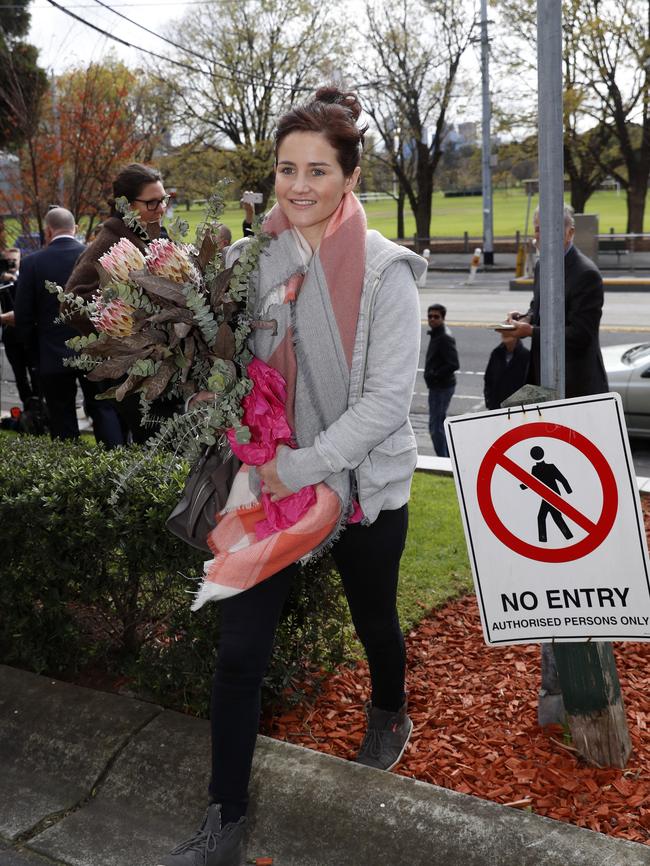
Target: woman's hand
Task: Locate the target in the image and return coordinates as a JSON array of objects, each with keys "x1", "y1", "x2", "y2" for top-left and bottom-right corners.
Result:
[{"x1": 258, "y1": 445, "x2": 293, "y2": 501}]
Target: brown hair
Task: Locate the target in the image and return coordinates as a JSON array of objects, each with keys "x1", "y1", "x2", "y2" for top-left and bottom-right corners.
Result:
[
  {"x1": 275, "y1": 86, "x2": 368, "y2": 177},
  {"x1": 110, "y1": 163, "x2": 162, "y2": 216}
]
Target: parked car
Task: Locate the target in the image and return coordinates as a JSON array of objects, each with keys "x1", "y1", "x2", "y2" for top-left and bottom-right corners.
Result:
[{"x1": 602, "y1": 342, "x2": 650, "y2": 438}]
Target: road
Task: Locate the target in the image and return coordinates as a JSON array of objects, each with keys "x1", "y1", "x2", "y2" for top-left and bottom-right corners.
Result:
[
  {"x1": 412, "y1": 270, "x2": 650, "y2": 476},
  {"x1": 3, "y1": 268, "x2": 650, "y2": 475}
]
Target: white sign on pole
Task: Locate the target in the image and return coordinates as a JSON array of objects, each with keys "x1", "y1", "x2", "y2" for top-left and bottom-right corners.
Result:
[{"x1": 444, "y1": 393, "x2": 650, "y2": 646}]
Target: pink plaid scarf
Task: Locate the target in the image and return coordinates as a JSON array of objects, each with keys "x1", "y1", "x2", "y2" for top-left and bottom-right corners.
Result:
[{"x1": 191, "y1": 193, "x2": 367, "y2": 609}]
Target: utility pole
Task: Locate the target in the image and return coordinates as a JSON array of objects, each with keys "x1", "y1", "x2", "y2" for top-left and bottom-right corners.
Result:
[
  {"x1": 50, "y1": 71, "x2": 64, "y2": 206},
  {"x1": 536, "y1": 0, "x2": 631, "y2": 768},
  {"x1": 480, "y1": 0, "x2": 494, "y2": 266},
  {"x1": 536, "y1": 0, "x2": 564, "y2": 397}
]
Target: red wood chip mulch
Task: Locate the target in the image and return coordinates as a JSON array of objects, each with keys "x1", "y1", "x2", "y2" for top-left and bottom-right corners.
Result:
[{"x1": 266, "y1": 500, "x2": 650, "y2": 845}]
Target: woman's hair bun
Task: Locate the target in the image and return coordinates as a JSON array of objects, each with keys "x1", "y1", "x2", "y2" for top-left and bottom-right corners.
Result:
[{"x1": 313, "y1": 86, "x2": 363, "y2": 122}]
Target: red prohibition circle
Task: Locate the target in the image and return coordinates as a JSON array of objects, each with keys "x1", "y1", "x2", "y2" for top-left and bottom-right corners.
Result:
[{"x1": 476, "y1": 421, "x2": 618, "y2": 563}]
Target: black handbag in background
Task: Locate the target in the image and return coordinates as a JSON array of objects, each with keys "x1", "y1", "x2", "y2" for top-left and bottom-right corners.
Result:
[{"x1": 166, "y1": 447, "x2": 240, "y2": 553}]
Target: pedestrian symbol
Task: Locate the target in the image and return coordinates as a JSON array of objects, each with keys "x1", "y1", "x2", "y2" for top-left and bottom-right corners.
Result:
[{"x1": 520, "y1": 446, "x2": 574, "y2": 543}]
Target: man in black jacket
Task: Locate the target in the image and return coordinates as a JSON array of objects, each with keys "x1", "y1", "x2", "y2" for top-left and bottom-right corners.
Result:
[
  {"x1": 508, "y1": 205, "x2": 608, "y2": 397},
  {"x1": 484, "y1": 331, "x2": 530, "y2": 410},
  {"x1": 424, "y1": 303, "x2": 459, "y2": 457},
  {"x1": 13, "y1": 207, "x2": 123, "y2": 445}
]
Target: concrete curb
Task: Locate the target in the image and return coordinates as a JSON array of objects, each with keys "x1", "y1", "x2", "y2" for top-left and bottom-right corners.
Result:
[
  {"x1": 510, "y1": 277, "x2": 650, "y2": 292},
  {"x1": 2, "y1": 666, "x2": 650, "y2": 866}
]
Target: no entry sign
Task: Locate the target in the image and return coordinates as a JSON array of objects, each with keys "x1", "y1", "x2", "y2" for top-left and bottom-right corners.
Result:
[
  {"x1": 445, "y1": 394, "x2": 650, "y2": 645},
  {"x1": 477, "y1": 422, "x2": 618, "y2": 563}
]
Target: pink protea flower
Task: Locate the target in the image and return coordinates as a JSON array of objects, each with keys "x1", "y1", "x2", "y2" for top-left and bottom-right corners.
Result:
[
  {"x1": 91, "y1": 297, "x2": 136, "y2": 337},
  {"x1": 145, "y1": 239, "x2": 193, "y2": 283},
  {"x1": 98, "y1": 237, "x2": 146, "y2": 282}
]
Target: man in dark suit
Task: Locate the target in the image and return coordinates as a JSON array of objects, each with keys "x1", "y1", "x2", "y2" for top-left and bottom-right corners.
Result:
[
  {"x1": 508, "y1": 204, "x2": 608, "y2": 397},
  {"x1": 13, "y1": 207, "x2": 123, "y2": 445},
  {"x1": 0, "y1": 247, "x2": 38, "y2": 410}
]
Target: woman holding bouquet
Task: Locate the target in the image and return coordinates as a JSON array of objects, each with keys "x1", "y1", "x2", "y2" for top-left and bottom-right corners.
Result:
[
  {"x1": 66, "y1": 163, "x2": 171, "y2": 442},
  {"x1": 160, "y1": 87, "x2": 425, "y2": 866}
]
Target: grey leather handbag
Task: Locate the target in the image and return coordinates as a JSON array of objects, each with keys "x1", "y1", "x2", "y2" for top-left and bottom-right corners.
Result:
[{"x1": 166, "y1": 447, "x2": 240, "y2": 553}]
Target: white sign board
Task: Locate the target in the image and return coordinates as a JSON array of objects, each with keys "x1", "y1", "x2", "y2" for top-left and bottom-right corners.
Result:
[{"x1": 444, "y1": 393, "x2": 650, "y2": 645}]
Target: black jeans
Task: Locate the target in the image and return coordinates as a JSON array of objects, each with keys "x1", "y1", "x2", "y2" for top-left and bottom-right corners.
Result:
[
  {"x1": 40, "y1": 371, "x2": 124, "y2": 447},
  {"x1": 3, "y1": 337, "x2": 36, "y2": 407},
  {"x1": 209, "y1": 505, "x2": 409, "y2": 825}
]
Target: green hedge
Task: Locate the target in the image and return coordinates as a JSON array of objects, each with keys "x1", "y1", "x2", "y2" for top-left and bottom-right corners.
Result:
[{"x1": 0, "y1": 434, "x2": 350, "y2": 716}]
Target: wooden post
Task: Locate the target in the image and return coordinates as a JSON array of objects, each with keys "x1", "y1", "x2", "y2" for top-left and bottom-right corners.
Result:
[{"x1": 553, "y1": 642, "x2": 632, "y2": 767}]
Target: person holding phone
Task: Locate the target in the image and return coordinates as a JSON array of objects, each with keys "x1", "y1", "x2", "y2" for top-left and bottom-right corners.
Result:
[
  {"x1": 506, "y1": 205, "x2": 608, "y2": 398},
  {"x1": 240, "y1": 190, "x2": 262, "y2": 237}
]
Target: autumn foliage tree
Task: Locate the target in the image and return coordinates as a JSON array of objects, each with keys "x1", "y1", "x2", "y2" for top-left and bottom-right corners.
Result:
[{"x1": 2, "y1": 58, "x2": 167, "y2": 241}]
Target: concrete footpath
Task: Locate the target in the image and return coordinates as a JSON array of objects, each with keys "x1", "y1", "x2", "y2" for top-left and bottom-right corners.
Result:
[{"x1": 2, "y1": 665, "x2": 650, "y2": 866}]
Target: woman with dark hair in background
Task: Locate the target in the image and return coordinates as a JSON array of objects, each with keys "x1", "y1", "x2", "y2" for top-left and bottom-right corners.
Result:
[
  {"x1": 66, "y1": 163, "x2": 170, "y2": 442},
  {"x1": 159, "y1": 87, "x2": 425, "y2": 866}
]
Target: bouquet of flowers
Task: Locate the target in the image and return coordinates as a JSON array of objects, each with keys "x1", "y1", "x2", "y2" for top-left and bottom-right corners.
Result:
[{"x1": 50, "y1": 192, "x2": 268, "y2": 463}]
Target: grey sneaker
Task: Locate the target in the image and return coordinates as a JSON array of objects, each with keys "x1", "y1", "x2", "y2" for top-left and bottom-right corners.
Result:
[
  {"x1": 355, "y1": 700, "x2": 413, "y2": 771},
  {"x1": 157, "y1": 804, "x2": 246, "y2": 866}
]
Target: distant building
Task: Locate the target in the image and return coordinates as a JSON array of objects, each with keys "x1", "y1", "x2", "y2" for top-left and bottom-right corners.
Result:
[
  {"x1": 458, "y1": 122, "x2": 478, "y2": 145},
  {"x1": 438, "y1": 122, "x2": 479, "y2": 151}
]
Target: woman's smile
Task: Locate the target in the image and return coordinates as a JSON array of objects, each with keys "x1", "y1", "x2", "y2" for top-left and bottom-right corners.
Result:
[{"x1": 275, "y1": 131, "x2": 359, "y2": 249}]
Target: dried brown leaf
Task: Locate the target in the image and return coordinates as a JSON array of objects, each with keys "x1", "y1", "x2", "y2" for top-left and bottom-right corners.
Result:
[
  {"x1": 130, "y1": 271, "x2": 187, "y2": 307},
  {"x1": 142, "y1": 357, "x2": 177, "y2": 400},
  {"x1": 86, "y1": 353, "x2": 145, "y2": 381},
  {"x1": 214, "y1": 322, "x2": 235, "y2": 360},
  {"x1": 210, "y1": 266, "x2": 233, "y2": 311},
  {"x1": 115, "y1": 372, "x2": 145, "y2": 401},
  {"x1": 149, "y1": 308, "x2": 194, "y2": 326},
  {"x1": 173, "y1": 322, "x2": 191, "y2": 339},
  {"x1": 198, "y1": 231, "x2": 218, "y2": 272}
]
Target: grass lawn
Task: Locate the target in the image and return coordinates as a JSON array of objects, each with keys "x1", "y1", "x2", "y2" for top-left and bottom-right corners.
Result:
[
  {"x1": 171, "y1": 187, "x2": 639, "y2": 242},
  {"x1": 398, "y1": 471, "x2": 472, "y2": 631},
  {"x1": 4, "y1": 188, "x2": 642, "y2": 247}
]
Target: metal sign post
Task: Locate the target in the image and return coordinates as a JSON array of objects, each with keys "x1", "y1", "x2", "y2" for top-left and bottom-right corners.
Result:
[
  {"x1": 536, "y1": 0, "x2": 630, "y2": 767},
  {"x1": 480, "y1": 0, "x2": 494, "y2": 266}
]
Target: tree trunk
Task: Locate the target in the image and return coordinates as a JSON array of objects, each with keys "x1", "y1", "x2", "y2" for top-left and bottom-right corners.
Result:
[
  {"x1": 626, "y1": 178, "x2": 647, "y2": 234},
  {"x1": 414, "y1": 143, "x2": 433, "y2": 251},
  {"x1": 569, "y1": 183, "x2": 591, "y2": 215},
  {"x1": 414, "y1": 192, "x2": 432, "y2": 252}
]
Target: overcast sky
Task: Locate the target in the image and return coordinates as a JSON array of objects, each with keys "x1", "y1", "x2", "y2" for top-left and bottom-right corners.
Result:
[
  {"x1": 28, "y1": 0, "x2": 189, "y2": 73},
  {"x1": 27, "y1": 0, "x2": 484, "y2": 129}
]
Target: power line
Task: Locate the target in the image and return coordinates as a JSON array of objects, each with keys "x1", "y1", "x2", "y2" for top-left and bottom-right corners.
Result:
[
  {"x1": 91, "y1": 0, "x2": 358, "y2": 94},
  {"x1": 8, "y1": 1, "x2": 219, "y2": 6},
  {"x1": 44, "y1": 0, "x2": 207, "y2": 75},
  {"x1": 90, "y1": 0, "x2": 236, "y2": 74},
  {"x1": 46, "y1": 0, "x2": 315, "y2": 93},
  {"x1": 45, "y1": 0, "x2": 385, "y2": 96}
]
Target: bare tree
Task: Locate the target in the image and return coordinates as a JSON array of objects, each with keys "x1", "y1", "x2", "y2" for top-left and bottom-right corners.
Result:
[
  {"x1": 495, "y1": 0, "x2": 648, "y2": 230},
  {"x1": 571, "y1": 0, "x2": 650, "y2": 232},
  {"x1": 358, "y1": 0, "x2": 477, "y2": 246},
  {"x1": 160, "y1": 0, "x2": 348, "y2": 206}
]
